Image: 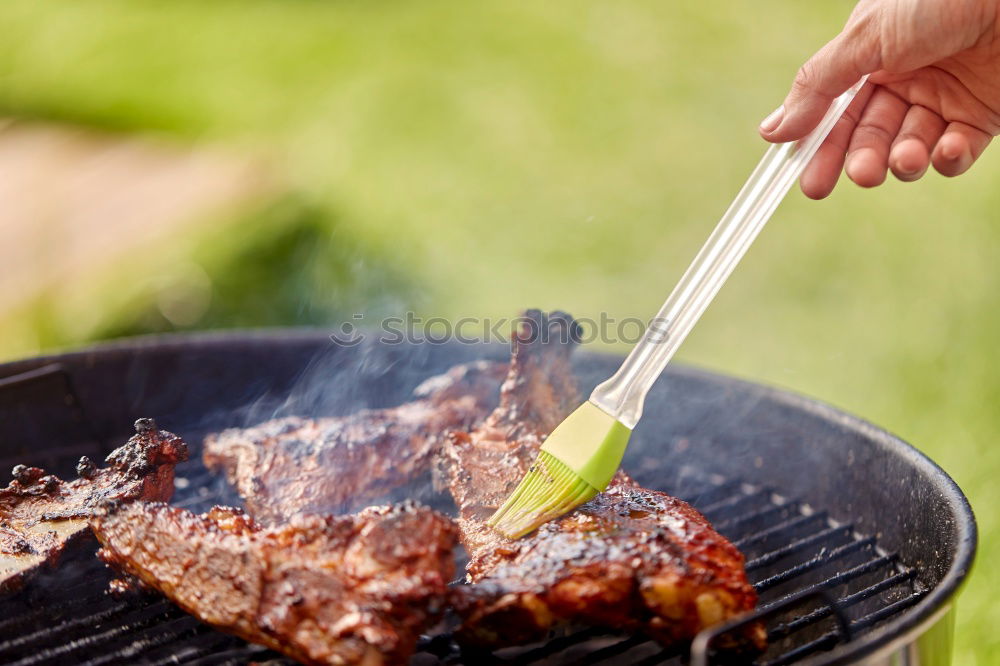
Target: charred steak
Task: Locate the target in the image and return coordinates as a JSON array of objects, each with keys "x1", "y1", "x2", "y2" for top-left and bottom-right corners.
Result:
[
  {"x1": 204, "y1": 361, "x2": 504, "y2": 523},
  {"x1": 0, "y1": 418, "x2": 188, "y2": 593},
  {"x1": 440, "y1": 310, "x2": 765, "y2": 651},
  {"x1": 92, "y1": 501, "x2": 457, "y2": 666}
]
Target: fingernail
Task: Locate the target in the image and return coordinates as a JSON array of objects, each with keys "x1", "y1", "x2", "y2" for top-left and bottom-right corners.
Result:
[
  {"x1": 955, "y1": 151, "x2": 973, "y2": 174},
  {"x1": 938, "y1": 143, "x2": 972, "y2": 174},
  {"x1": 759, "y1": 106, "x2": 784, "y2": 133},
  {"x1": 845, "y1": 151, "x2": 857, "y2": 176},
  {"x1": 940, "y1": 141, "x2": 963, "y2": 161},
  {"x1": 890, "y1": 155, "x2": 916, "y2": 178}
]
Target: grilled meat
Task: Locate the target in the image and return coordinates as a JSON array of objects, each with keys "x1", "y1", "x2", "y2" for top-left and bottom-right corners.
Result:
[
  {"x1": 441, "y1": 310, "x2": 765, "y2": 651},
  {"x1": 0, "y1": 418, "x2": 188, "y2": 593},
  {"x1": 92, "y1": 501, "x2": 457, "y2": 666},
  {"x1": 204, "y1": 360, "x2": 504, "y2": 523},
  {"x1": 187, "y1": 310, "x2": 760, "y2": 655}
]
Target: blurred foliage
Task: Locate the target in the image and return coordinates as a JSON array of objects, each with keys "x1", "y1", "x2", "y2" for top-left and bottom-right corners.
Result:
[
  {"x1": 5, "y1": 196, "x2": 416, "y2": 353},
  {"x1": 0, "y1": 1, "x2": 998, "y2": 662},
  {"x1": 93, "y1": 197, "x2": 417, "y2": 340}
]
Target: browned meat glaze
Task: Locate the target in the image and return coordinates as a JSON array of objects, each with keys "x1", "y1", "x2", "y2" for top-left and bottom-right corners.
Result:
[
  {"x1": 204, "y1": 360, "x2": 505, "y2": 523},
  {"x1": 91, "y1": 501, "x2": 457, "y2": 666},
  {"x1": 0, "y1": 418, "x2": 188, "y2": 593},
  {"x1": 441, "y1": 310, "x2": 766, "y2": 651}
]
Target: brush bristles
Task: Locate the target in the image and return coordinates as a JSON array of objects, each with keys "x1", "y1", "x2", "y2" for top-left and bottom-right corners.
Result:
[{"x1": 487, "y1": 450, "x2": 599, "y2": 538}]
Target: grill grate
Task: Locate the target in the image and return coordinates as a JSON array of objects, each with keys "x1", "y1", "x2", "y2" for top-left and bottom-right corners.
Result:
[{"x1": 0, "y1": 458, "x2": 920, "y2": 666}]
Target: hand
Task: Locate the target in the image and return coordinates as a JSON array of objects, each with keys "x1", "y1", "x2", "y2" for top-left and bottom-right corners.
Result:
[{"x1": 759, "y1": 0, "x2": 1000, "y2": 199}]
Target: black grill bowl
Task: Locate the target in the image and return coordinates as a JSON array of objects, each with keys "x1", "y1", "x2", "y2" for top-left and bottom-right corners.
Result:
[{"x1": 0, "y1": 331, "x2": 976, "y2": 665}]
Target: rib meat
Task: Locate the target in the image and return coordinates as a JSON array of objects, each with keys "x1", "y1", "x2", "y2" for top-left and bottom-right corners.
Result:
[
  {"x1": 441, "y1": 310, "x2": 765, "y2": 651},
  {"x1": 204, "y1": 360, "x2": 504, "y2": 523},
  {"x1": 0, "y1": 418, "x2": 188, "y2": 593},
  {"x1": 91, "y1": 501, "x2": 457, "y2": 666}
]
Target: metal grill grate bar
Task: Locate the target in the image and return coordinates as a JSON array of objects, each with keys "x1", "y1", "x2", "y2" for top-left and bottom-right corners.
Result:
[
  {"x1": 768, "y1": 569, "x2": 917, "y2": 641},
  {"x1": 850, "y1": 590, "x2": 927, "y2": 633},
  {"x1": 144, "y1": 631, "x2": 261, "y2": 666},
  {"x1": 576, "y1": 635, "x2": 651, "y2": 665},
  {"x1": 758, "y1": 552, "x2": 901, "y2": 638},
  {"x1": 632, "y1": 646, "x2": 684, "y2": 666},
  {"x1": 178, "y1": 644, "x2": 278, "y2": 666},
  {"x1": 7, "y1": 600, "x2": 180, "y2": 666},
  {"x1": 75, "y1": 615, "x2": 205, "y2": 666},
  {"x1": 754, "y1": 538, "x2": 876, "y2": 591},
  {"x1": 0, "y1": 598, "x2": 91, "y2": 640},
  {"x1": 699, "y1": 488, "x2": 770, "y2": 516},
  {"x1": 503, "y1": 629, "x2": 607, "y2": 664},
  {"x1": 798, "y1": 553, "x2": 898, "y2": 596},
  {"x1": 735, "y1": 512, "x2": 827, "y2": 548},
  {"x1": 746, "y1": 524, "x2": 853, "y2": 571},
  {"x1": 0, "y1": 602, "x2": 136, "y2": 656},
  {"x1": 762, "y1": 631, "x2": 842, "y2": 666},
  {"x1": 713, "y1": 502, "x2": 788, "y2": 532},
  {"x1": 839, "y1": 568, "x2": 916, "y2": 607}
]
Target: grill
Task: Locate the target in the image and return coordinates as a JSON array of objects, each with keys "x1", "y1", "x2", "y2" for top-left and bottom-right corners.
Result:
[{"x1": 0, "y1": 332, "x2": 976, "y2": 665}]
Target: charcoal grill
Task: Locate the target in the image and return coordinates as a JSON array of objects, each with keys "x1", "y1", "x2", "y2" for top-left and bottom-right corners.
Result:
[{"x1": 0, "y1": 331, "x2": 975, "y2": 665}]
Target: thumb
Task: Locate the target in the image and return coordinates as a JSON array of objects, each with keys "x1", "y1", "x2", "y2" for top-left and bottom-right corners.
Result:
[{"x1": 760, "y1": 28, "x2": 879, "y2": 142}]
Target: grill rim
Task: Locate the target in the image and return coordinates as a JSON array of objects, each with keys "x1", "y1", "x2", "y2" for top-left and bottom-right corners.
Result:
[
  {"x1": 0, "y1": 328, "x2": 978, "y2": 665},
  {"x1": 717, "y1": 363, "x2": 977, "y2": 665}
]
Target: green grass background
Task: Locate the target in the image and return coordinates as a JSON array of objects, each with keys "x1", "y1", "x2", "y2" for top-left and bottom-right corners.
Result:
[{"x1": 1, "y1": 2, "x2": 997, "y2": 662}]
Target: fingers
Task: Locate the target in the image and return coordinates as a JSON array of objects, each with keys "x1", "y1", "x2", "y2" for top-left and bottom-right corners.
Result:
[
  {"x1": 931, "y1": 121, "x2": 992, "y2": 177},
  {"x1": 761, "y1": 27, "x2": 880, "y2": 143},
  {"x1": 799, "y1": 83, "x2": 873, "y2": 199},
  {"x1": 796, "y1": 88, "x2": 989, "y2": 196},
  {"x1": 844, "y1": 88, "x2": 909, "y2": 187},
  {"x1": 888, "y1": 105, "x2": 946, "y2": 181}
]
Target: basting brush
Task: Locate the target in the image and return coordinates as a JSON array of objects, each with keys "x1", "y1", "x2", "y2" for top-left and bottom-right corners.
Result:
[{"x1": 489, "y1": 78, "x2": 868, "y2": 539}]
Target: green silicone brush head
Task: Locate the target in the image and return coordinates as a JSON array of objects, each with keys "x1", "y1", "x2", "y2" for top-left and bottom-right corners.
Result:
[
  {"x1": 488, "y1": 401, "x2": 632, "y2": 538},
  {"x1": 487, "y1": 450, "x2": 599, "y2": 538}
]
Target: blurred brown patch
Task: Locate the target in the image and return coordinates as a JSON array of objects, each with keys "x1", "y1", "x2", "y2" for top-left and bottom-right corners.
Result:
[{"x1": 0, "y1": 120, "x2": 271, "y2": 315}]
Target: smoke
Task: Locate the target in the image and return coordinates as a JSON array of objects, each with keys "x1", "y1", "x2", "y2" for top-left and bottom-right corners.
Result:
[{"x1": 171, "y1": 307, "x2": 783, "y2": 525}]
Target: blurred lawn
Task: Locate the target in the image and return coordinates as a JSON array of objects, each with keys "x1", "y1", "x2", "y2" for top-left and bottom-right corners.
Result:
[{"x1": 1, "y1": 1, "x2": 998, "y2": 662}]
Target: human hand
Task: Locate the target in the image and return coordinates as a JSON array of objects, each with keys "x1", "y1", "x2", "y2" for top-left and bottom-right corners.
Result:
[{"x1": 759, "y1": 0, "x2": 1000, "y2": 199}]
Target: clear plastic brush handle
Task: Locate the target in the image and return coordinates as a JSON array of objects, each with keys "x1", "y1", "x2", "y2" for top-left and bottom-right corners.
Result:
[{"x1": 591, "y1": 78, "x2": 867, "y2": 429}]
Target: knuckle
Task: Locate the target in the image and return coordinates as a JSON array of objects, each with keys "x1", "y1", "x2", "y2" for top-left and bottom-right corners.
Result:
[
  {"x1": 853, "y1": 123, "x2": 894, "y2": 146},
  {"x1": 793, "y1": 61, "x2": 819, "y2": 93},
  {"x1": 892, "y1": 130, "x2": 923, "y2": 147}
]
